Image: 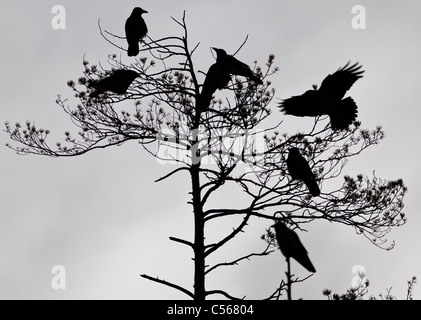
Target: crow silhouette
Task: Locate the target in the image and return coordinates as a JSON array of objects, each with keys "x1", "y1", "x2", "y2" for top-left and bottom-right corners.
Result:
[
  {"x1": 279, "y1": 62, "x2": 364, "y2": 130},
  {"x1": 272, "y1": 221, "x2": 316, "y2": 273},
  {"x1": 212, "y1": 48, "x2": 263, "y2": 85},
  {"x1": 199, "y1": 63, "x2": 231, "y2": 111},
  {"x1": 287, "y1": 147, "x2": 320, "y2": 197},
  {"x1": 90, "y1": 69, "x2": 140, "y2": 97},
  {"x1": 125, "y1": 7, "x2": 148, "y2": 57}
]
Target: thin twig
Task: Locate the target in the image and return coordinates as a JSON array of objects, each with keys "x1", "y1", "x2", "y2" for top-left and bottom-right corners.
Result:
[
  {"x1": 140, "y1": 274, "x2": 194, "y2": 299},
  {"x1": 233, "y1": 34, "x2": 249, "y2": 56},
  {"x1": 98, "y1": 19, "x2": 127, "y2": 52},
  {"x1": 206, "y1": 290, "x2": 245, "y2": 300},
  {"x1": 206, "y1": 242, "x2": 274, "y2": 275},
  {"x1": 104, "y1": 29, "x2": 126, "y2": 40},
  {"x1": 154, "y1": 167, "x2": 190, "y2": 182}
]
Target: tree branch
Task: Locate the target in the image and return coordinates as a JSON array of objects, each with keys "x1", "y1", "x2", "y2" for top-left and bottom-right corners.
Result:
[
  {"x1": 169, "y1": 236, "x2": 193, "y2": 248},
  {"x1": 205, "y1": 213, "x2": 251, "y2": 257},
  {"x1": 140, "y1": 274, "x2": 194, "y2": 299},
  {"x1": 205, "y1": 290, "x2": 245, "y2": 300},
  {"x1": 205, "y1": 242, "x2": 274, "y2": 275},
  {"x1": 154, "y1": 167, "x2": 190, "y2": 182}
]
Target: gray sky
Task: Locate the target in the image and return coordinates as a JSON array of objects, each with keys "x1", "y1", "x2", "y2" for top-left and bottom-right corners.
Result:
[{"x1": 1, "y1": 0, "x2": 421, "y2": 299}]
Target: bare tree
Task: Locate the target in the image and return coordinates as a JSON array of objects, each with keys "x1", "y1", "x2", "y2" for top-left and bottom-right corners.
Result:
[{"x1": 4, "y1": 12, "x2": 407, "y2": 300}]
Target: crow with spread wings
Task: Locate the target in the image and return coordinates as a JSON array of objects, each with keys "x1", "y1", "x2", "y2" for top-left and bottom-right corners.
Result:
[{"x1": 279, "y1": 62, "x2": 364, "y2": 130}]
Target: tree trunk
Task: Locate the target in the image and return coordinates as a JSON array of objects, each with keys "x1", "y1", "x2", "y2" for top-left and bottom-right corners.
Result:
[{"x1": 191, "y1": 163, "x2": 205, "y2": 300}]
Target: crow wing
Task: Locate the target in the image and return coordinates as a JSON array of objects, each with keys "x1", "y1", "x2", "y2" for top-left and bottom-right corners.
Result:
[
  {"x1": 319, "y1": 62, "x2": 364, "y2": 102},
  {"x1": 212, "y1": 48, "x2": 262, "y2": 84},
  {"x1": 329, "y1": 97, "x2": 358, "y2": 130},
  {"x1": 225, "y1": 55, "x2": 263, "y2": 84},
  {"x1": 200, "y1": 63, "x2": 231, "y2": 110}
]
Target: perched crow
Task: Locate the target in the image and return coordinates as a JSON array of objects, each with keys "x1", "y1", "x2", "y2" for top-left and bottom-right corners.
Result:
[
  {"x1": 286, "y1": 147, "x2": 320, "y2": 197},
  {"x1": 279, "y1": 62, "x2": 364, "y2": 130},
  {"x1": 199, "y1": 63, "x2": 231, "y2": 110},
  {"x1": 125, "y1": 7, "x2": 148, "y2": 57},
  {"x1": 89, "y1": 69, "x2": 140, "y2": 97},
  {"x1": 272, "y1": 221, "x2": 316, "y2": 273},
  {"x1": 212, "y1": 48, "x2": 263, "y2": 85}
]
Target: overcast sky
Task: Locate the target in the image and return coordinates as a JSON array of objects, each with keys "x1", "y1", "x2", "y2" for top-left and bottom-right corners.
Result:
[{"x1": 1, "y1": 0, "x2": 421, "y2": 300}]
